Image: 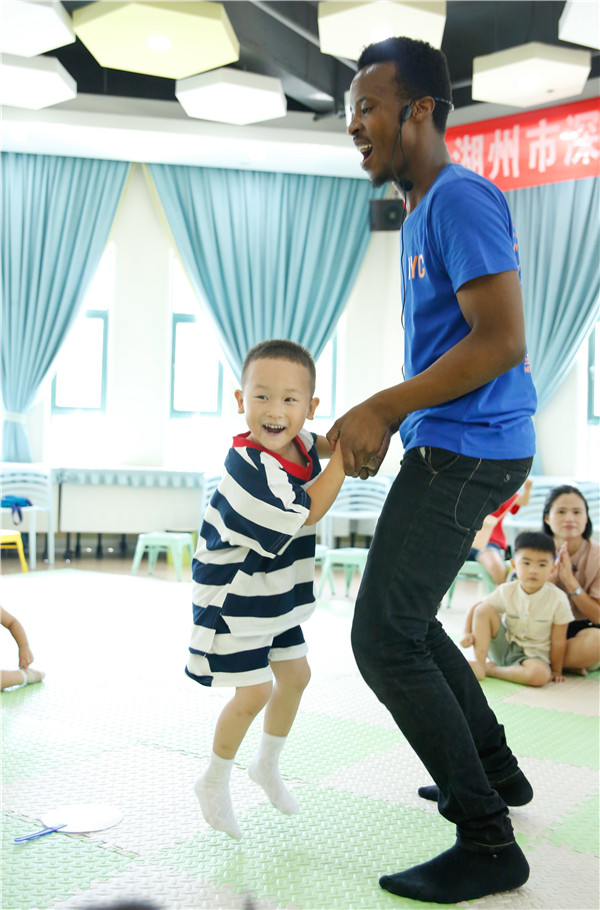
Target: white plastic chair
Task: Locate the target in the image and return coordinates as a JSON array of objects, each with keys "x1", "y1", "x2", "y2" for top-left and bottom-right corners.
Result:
[
  {"x1": 198, "y1": 474, "x2": 222, "y2": 524},
  {"x1": 319, "y1": 474, "x2": 392, "y2": 550},
  {"x1": 0, "y1": 463, "x2": 56, "y2": 570}
]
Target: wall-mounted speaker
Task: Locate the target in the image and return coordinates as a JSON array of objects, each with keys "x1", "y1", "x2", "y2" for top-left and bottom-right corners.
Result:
[{"x1": 369, "y1": 198, "x2": 406, "y2": 231}]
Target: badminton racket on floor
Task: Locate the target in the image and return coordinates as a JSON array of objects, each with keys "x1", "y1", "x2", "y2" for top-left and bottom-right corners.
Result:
[{"x1": 14, "y1": 803, "x2": 122, "y2": 843}]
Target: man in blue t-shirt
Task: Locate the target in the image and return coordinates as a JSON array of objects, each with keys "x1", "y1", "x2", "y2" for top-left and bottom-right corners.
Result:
[{"x1": 328, "y1": 37, "x2": 535, "y2": 905}]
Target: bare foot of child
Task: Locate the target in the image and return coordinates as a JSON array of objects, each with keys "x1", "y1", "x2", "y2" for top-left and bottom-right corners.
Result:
[
  {"x1": 468, "y1": 660, "x2": 486, "y2": 681},
  {"x1": 485, "y1": 660, "x2": 500, "y2": 678}
]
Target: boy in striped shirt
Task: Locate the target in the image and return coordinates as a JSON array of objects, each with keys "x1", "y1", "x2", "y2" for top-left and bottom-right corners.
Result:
[{"x1": 187, "y1": 339, "x2": 345, "y2": 838}]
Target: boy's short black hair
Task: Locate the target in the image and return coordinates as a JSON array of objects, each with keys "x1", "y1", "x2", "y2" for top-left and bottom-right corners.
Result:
[
  {"x1": 357, "y1": 36, "x2": 452, "y2": 134},
  {"x1": 542, "y1": 484, "x2": 593, "y2": 540},
  {"x1": 514, "y1": 531, "x2": 556, "y2": 557},
  {"x1": 241, "y1": 339, "x2": 316, "y2": 395}
]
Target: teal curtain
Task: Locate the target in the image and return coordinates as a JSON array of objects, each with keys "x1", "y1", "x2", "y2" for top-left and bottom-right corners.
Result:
[
  {"x1": 1, "y1": 152, "x2": 131, "y2": 461},
  {"x1": 148, "y1": 164, "x2": 385, "y2": 377},
  {"x1": 505, "y1": 177, "x2": 599, "y2": 412}
]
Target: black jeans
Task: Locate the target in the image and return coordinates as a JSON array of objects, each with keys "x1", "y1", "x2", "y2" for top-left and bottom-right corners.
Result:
[{"x1": 351, "y1": 446, "x2": 532, "y2": 850}]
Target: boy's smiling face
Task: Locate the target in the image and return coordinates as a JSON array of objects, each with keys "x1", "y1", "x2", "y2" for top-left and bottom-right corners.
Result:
[
  {"x1": 235, "y1": 357, "x2": 319, "y2": 458},
  {"x1": 512, "y1": 548, "x2": 554, "y2": 595}
]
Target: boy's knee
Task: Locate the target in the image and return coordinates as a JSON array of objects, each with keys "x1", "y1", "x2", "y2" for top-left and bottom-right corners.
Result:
[
  {"x1": 474, "y1": 602, "x2": 498, "y2": 619},
  {"x1": 272, "y1": 659, "x2": 311, "y2": 694},
  {"x1": 523, "y1": 660, "x2": 551, "y2": 687},
  {"x1": 475, "y1": 602, "x2": 501, "y2": 631},
  {"x1": 238, "y1": 682, "x2": 272, "y2": 715}
]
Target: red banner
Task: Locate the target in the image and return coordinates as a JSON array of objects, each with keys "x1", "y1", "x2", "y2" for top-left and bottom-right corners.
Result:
[{"x1": 445, "y1": 97, "x2": 599, "y2": 191}]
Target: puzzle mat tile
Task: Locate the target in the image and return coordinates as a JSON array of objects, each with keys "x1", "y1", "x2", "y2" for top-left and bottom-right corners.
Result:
[
  {"x1": 152, "y1": 783, "x2": 456, "y2": 909},
  {"x1": 491, "y1": 755, "x2": 598, "y2": 843},
  {"x1": 300, "y1": 671, "x2": 399, "y2": 730},
  {"x1": 466, "y1": 841, "x2": 600, "y2": 910},
  {"x1": 316, "y1": 744, "x2": 600, "y2": 848},
  {"x1": 318, "y1": 742, "x2": 438, "y2": 812},
  {"x1": 499, "y1": 677, "x2": 600, "y2": 717},
  {"x1": 543, "y1": 791, "x2": 599, "y2": 855},
  {"x1": 142, "y1": 705, "x2": 405, "y2": 783},
  {"x1": 3, "y1": 569, "x2": 599, "y2": 910},
  {"x1": 486, "y1": 701, "x2": 599, "y2": 768},
  {"x1": 2, "y1": 743, "x2": 221, "y2": 855},
  {"x1": 45, "y1": 863, "x2": 299, "y2": 910},
  {"x1": 2, "y1": 814, "x2": 138, "y2": 910}
]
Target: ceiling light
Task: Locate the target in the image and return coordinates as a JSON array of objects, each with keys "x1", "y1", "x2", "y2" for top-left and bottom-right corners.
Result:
[
  {"x1": 146, "y1": 35, "x2": 173, "y2": 53},
  {"x1": 0, "y1": 54, "x2": 76, "y2": 110},
  {"x1": 176, "y1": 68, "x2": 287, "y2": 125},
  {"x1": 318, "y1": 1, "x2": 446, "y2": 60},
  {"x1": 558, "y1": 0, "x2": 600, "y2": 51},
  {"x1": 0, "y1": 0, "x2": 75, "y2": 57},
  {"x1": 72, "y1": 1, "x2": 239, "y2": 81},
  {"x1": 472, "y1": 42, "x2": 591, "y2": 108}
]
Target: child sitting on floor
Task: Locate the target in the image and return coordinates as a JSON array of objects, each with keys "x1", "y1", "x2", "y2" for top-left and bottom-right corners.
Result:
[
  {"x1": 185, "y1": 339, "x2": 345, "y2": 839},
  {"x1": 460, "y1": 531, "x2": 573, "y2": 686},
  {"x1": 1, "y1": 607, "x2": 45, "y2": 690}
]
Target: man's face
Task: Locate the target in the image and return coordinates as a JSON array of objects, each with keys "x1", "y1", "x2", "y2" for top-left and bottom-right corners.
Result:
[{"x1": 347, "y1": 61, "x2": 408, "y2": 187}]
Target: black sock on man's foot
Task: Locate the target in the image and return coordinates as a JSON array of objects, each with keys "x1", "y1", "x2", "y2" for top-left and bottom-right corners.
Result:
[
  {"x1": 379, "y1": 840, "x2": 529, "y2": 904},
  {"x1": 418, "y1": 769, "x2": 533, "y2": 807}
]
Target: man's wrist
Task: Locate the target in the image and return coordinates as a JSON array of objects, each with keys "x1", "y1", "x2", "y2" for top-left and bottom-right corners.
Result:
[{"x1": 370, "y1": 389, "x2": 404, "y2": 427}]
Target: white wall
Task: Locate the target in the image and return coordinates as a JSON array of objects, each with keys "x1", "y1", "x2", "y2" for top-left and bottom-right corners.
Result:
[
  {"x1": 22, "y1": 163, "x2": 593, "y2": 481},
  {"x1": 108, "y1": 166, "x2": 171, "y2": 465}
]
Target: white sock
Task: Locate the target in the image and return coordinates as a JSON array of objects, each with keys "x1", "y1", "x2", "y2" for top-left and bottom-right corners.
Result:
[
  {"x1": 248, "y1": 732, "x2": 298, "y2": 815},
  {"x1": 194, "y1": 752, "x2": 242, "y2": 840}
]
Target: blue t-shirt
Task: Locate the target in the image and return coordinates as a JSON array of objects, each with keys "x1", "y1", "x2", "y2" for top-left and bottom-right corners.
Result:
[{"x1": 400, "y1": 163, "x2": 536, "y2": 459}]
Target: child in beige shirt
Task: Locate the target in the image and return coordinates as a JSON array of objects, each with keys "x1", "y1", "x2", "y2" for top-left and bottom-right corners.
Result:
[{"x1": 461, "y1": 531, "x2": 573, "y2": 686}]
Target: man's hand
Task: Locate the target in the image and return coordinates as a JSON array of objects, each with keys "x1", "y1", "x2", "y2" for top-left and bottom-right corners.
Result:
[{"x1": 327, "y1": 404, "x2": 402, "y2": 477}]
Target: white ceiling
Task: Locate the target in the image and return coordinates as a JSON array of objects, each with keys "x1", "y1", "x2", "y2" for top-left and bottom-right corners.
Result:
[{"x1": 2, "y1": 77, "x2": 598, "y2": 178}]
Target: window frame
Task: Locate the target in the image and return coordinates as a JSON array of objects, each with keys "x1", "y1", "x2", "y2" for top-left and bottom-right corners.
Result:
[
  {"x1": 50, "y1": 308, "x2": 109, "y2": 414},
  {"x1": 314, "y1": 334, "x2": 338, "y2": 422},
  {"x1": 588, "y1": 320, "x2": 600, "y2": 426},
  {"x1": 170, "y1": 313, "x2": 224, "y2": 418}
]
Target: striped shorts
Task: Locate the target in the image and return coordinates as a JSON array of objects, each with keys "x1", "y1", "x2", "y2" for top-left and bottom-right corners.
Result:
[{"x1": 186, "y1": 623, "x2": 307, "y2": 687}]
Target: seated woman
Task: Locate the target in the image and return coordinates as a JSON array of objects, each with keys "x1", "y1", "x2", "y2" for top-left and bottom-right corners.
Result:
[
  {"x1": 543, "y1": 485, "x2": 600, "y2": 674},
  {"x1": 468, "y1": 479, "x2": 533, "y2": 585}
]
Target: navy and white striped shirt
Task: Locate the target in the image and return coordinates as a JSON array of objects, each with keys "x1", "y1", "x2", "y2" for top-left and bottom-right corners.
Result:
[{"x1": 189, "y1": 429, "x2": 321, "y2": 655}]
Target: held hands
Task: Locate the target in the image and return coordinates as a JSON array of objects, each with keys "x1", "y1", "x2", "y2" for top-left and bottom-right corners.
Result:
[
  {"x1": 327, "y1": 401, "x2": 402, "y2": 478},
  {"x1": 552, "y1": 542, "x2": 578, "y2": 590}
]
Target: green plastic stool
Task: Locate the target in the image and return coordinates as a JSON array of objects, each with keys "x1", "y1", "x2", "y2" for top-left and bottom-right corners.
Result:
[
  {"x1": 317, "y1": 547, "x2": 369, "y2": 597},
  {"x1": 131, "y1": 531, "x2": 195, "y2": 582},
  {"x1": 446, "y1": 559, "x2": 496, "y2": 607}
]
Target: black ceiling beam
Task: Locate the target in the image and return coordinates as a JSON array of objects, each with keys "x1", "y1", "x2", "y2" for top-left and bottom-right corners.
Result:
[{"x1": 224, "y1": 1, "x2": 355, "y2": 114}]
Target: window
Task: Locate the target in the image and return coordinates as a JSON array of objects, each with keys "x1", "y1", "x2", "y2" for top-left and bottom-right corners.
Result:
[
  {"x1": 51, "y1": 245, "x2": 113, "y2": 413},
  {"x1": 166, "y1": 248, "x2": 340, "y2": 470},
  {"x1": 588, "y1": 321, "x2": 600, "y2": 426},
  {"x1": 170, "y1": 252, "x2": 225, "y2": 417},
  {"x1": 171, "y1": 314, "x2": 224, "y2": 416},
  {"x1": 314, "y1": 335, "x2": 337, "y2": 420}
]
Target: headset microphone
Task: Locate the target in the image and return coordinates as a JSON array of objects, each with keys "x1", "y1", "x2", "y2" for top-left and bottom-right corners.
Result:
[{"x1": 399, "y1": 103, "x2": 413, "y2": 125}]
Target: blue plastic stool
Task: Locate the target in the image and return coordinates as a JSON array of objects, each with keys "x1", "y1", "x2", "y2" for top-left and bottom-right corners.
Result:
[
  {"x1": 317, "y1": 547, "x2": 369, "y2": 597},
  {"x1": 131, "y1": 531, "x2": 195, "y2": 582}
]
